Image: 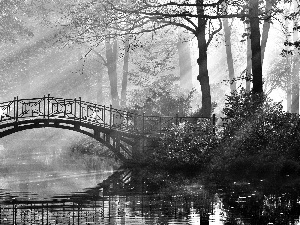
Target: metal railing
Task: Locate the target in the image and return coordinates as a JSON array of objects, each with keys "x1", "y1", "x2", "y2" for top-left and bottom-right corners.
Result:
[{"x1": 0, "y1": 95, "x2": 216, "y2": 135}]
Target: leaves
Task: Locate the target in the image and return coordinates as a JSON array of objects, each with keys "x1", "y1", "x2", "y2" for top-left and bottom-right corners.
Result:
[
  {"x1": 149, "y1": 120, "x2": 218, "y2": 169},
  {"x1": 212, "y1": 89, "x2": 300, "y2": 181}
]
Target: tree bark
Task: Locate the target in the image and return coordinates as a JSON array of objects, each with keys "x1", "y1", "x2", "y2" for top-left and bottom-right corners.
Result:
[
  {"x1": 287, "y1": 59, "x2": 292, "y2": 112},
  {"x1": 177, "y1": 29, "x2": 193, "y2": 91},
  {"x1": 97, "y1": 68, "x2": 103, "y2": 105},
  {"x1": 291, "y1": 0, "x2": 299, "y2": 113},
  {"x1": 246, "y1": 33, "x2": 252, "y2": 92},
  {"x1": 105, "y1": 37, "x2": 119, "y2": 108},
  {"x1": 121, "y1": 34, "x2": 129, "y2": 107},
  {"x1": 291, "y1": 58, "x2": 299, "y2": 113},
  {"x1": 249, "y1": 0, "x2": 263, "y2": 93},
  {"x1": 223, "y1": 17, "x2": 236, "y2": 92},
  {"x1": 285, "y1": 16, "x2": 292, "y2": 112},
  {"x1": 261, "y1": 0, "x2": 272, "y2": 66},
  {"x1": 196, "y1": 0, "x2": 211, "y2": 117}
]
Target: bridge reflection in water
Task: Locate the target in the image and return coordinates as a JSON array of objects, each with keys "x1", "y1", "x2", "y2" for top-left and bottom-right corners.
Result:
[
  {"x1": 1, "y1": 169, "x2": 300, "y2": 224},
  {"x1": 0, "y1": 169, "x2": 211, "y2": 225}
]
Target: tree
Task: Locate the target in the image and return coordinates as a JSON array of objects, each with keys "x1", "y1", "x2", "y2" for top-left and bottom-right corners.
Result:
[
  {"x1": 128, "y1": 29, "x2": 178, "y2": 88},
  {"x1": 261, "y1": 0, "x2": 273, "y2": 65},
  {"x1": 177, "y1": 28, "x2": 193, "y2": 91},
  {"x1": 221, "y1": 2, "x2": 236, "y2": 92},
  {"x1": 104, "y1": 0, "x2": 272, "y2": 116},
  {"x1": 249, "y1": 0, "x2": 263, "y2": 93},
  {"x1": 291, "y1": 0, "x2": 299, "y2": 113},
  {"x1": 243, "y1": 0, "x2": 275, "y2": 92},
  {"x1": 61, "y1": 1, "x2": 133, "y2": 108},
  {"x1": 104, "y1": 1, "x2": 235, "y2": 117},
  {"x1": 121, "y1": 34, "x2": 130, "y2": 106},
  {"x1": 105, "y1": 37, "x2": 120, "y2": 107}
]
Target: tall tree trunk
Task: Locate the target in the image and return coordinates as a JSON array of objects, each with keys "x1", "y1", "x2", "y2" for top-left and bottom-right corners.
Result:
[
  {"x1": 261, "y1": 0, "x2": 272, "y2": 66},
  {"x1": 249, "y1": 0, "x2": 263, "y2": 93},
  {"x1": 245, "y1": 13, "x2": 252, "y2": 92},
  {"x1": 78, "y1": 48, "x2": 91, "y2": 97},
  {"x1": 177, "y1": 29, "x2": 193, "y2": 91},
  {"x1": 291, "y1": 0, "x2": 299, "y2": 113},
  {"x1": 246, "y1": 34, "x2": 252, "y2": 92},
  {"x1": 105, "y1": 37, "x2": 119, "y2": 108},
  {"x1": 97, "y1": 68, "x2": 103, "y2": 105},
  {"x1": 291, "y1": 59, "x2": 299, "y2": 113},
  {"x1": 246, "y1": 0, "x2": 271, "y2": 92},
  {"x1": 285, "y1": 15, "x2": 292, "y2": 112},
  {"x1": 223, "y1": 18, "x2": 236, "y2": 92},
  {"x1": 121, "y1": 34, "x2": 129, "y2": 107},
  {"x1": 196, "y1": 0, "x2": 211, "y2": 118},
  {"x1": 287, "y1": 58, "x2": 292, "y2": 112}
]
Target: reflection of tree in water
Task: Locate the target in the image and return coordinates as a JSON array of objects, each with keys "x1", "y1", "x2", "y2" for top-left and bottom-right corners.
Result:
[{"x1": 2, "y1": 169, "x2": 300, "y2": 224}]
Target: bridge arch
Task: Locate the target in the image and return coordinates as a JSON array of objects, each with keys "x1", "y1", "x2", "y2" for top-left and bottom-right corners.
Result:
[
  {"x1": 0, "y1": 95, "x2": 211, "y2": 162},
  {"x1": 0, "y1": 95, "x2": 143, "y2": 162},
  {"x1": 0, "y1": 118, "x2": 135, "y2": 161}
]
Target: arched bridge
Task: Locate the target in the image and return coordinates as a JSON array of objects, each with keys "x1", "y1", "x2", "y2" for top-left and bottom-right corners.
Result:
[{"x1": 0, "y1": 95, "x2": 215, "y2": 162}]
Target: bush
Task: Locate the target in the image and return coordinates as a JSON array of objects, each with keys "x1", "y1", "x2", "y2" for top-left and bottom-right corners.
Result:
[
  {"x1": 70, "y1": 137, "x2": 114, "y2": 157},
  {"x1": 210, "y1": 89, "x2": 300, "y2": 182},
  {"x1": 148, "y1": 119, "x2": 219, "y2": 169},
  {"x1": 126, "y1": 76, "x2": 196, "y2": 116},
  {"x1": 68, "y1": 137, "x2": 118, "y2": 170}
]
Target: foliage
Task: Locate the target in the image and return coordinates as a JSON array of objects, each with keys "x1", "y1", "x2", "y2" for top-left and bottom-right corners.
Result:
[
  {"x1": 210, "y1": 89, "x2": 300, "y2": 182},
  {"x1": 68, "y1": 136, "x2": 118, "y2": 170},
  {"x1": 146, "y1": 88, "x2": 300, "y2": 183},
  {"x1": 147, "y1": 120, "x2": 219, "y2": 169},
  {"x1": 265, "y1": 54, "x2": 292, "y2": 95},
  {"x1": 222, "y1": 88, "x2": 267, "y2": 119},
  {"x1": 70, "y1": 137, "x2": 114, "y2": 158},
  {"x1": 127, "y1": 75, "x2": 196, "y2": 116},
  {"x1": 128, "y1": 29, "x2": 178, "y2": 87}
]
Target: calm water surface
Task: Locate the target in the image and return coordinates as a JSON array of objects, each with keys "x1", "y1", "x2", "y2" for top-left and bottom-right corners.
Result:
[{"x1": 1, "y1": 130, "x2": 300, "y2": 224}]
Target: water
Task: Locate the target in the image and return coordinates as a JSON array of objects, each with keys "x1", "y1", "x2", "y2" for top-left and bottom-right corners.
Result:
[{"x1": 1, "y1": 130, "x2": 300, "y2": 224}]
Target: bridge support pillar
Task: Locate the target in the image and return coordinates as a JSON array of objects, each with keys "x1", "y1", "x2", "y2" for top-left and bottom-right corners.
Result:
[
  {"x1": 74, "y1": 123, "x2": 80, "y2": 130},
  {"x1": 132, "y1": 136, "x2": 160, "y2": 162},
  {"x1": 94, "y1": 129, "x2": 100, "y2": 139},
  {"x1": 115, "y1": 134, "x2": 121, "y2": 154},
  {"x1": 131, "y1": 138, "x2": 145, "y2": 161}
]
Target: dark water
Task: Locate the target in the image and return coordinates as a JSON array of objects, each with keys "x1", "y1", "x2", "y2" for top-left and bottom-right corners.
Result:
[{"x1": 1, "y1": 130, "x2": 300, "y2": 224}]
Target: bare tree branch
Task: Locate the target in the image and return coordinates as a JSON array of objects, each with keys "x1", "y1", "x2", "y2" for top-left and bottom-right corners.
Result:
[{"x1": 207, "y1": 18, "x2": 222, "y2": 46}]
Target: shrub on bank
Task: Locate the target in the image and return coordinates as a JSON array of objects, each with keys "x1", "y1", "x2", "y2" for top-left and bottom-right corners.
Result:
[
  {"x1": 148, "y1": 119, "x2": 219, "y2": 169},
  {"x1": 148, "y1": 89, "x2": 300, "y2": 183},
  {"x1": 210, "y1": 90, "x2": 300, "y2": 182},
  {"x1": 68, "y1": 137, "x2": 118, "y2": 170}
]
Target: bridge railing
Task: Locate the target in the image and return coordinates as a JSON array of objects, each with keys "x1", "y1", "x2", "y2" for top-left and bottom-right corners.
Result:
[
  {"x1": 0, "y1": 96, "x2": 140, "y2": 132},
  {"x1": 131, "y1": 114, "x2": 214, "y2": 134},
  {"x1": 0, "y1": 96, "x2": 216, "y2": 135}
]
